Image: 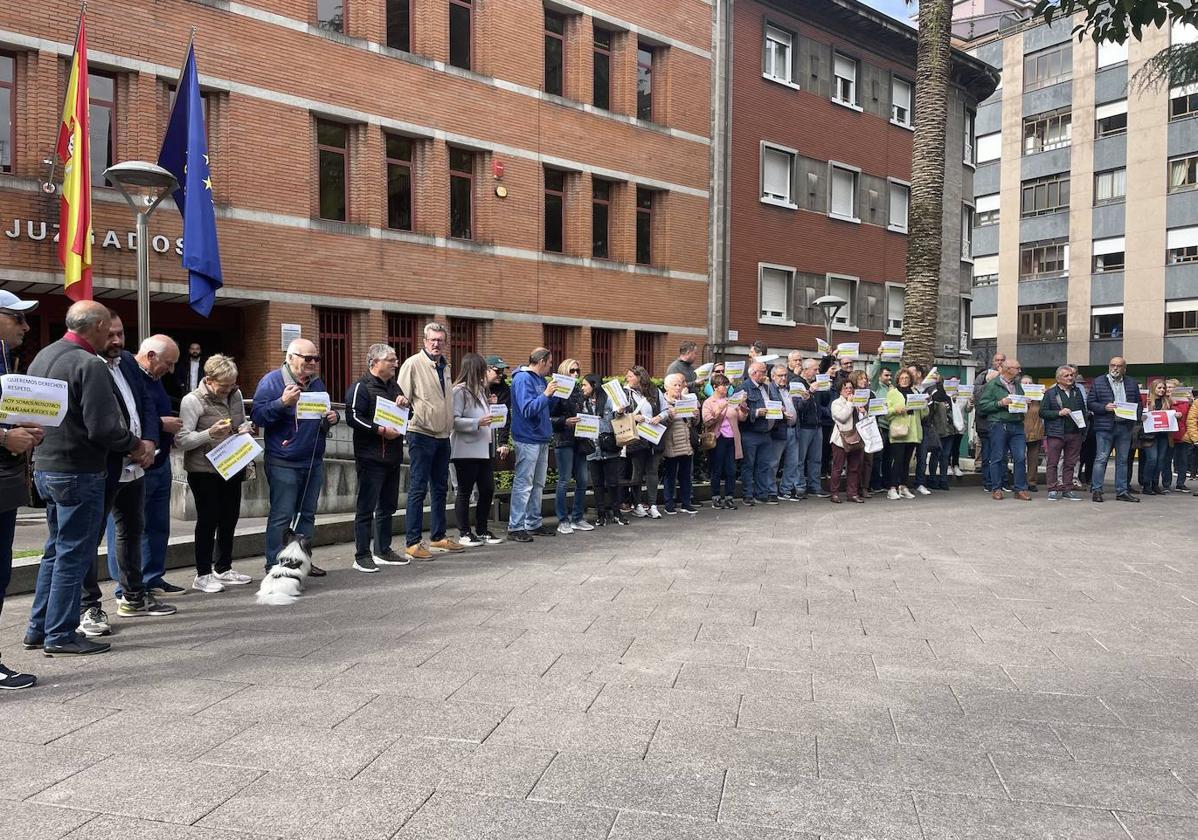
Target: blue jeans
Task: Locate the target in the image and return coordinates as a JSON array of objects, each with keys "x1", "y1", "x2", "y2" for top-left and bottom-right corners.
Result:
[
  {"x1": 554, "y1": 445, "x2": 589, "y2": 524},
  {"x1": 1092, "y1": 424, "x2": 1133, "y2": 495},
  {"x1": 1142, "y1": 435, "x2": 1170, "y2": 490},
  {"x1": 140, "y1": 464, "x2": 172, "y2": 587},
  {"x1": 709, "y1": 436, "x2": 736, "y2": 497},
  {"x1": 264, "y1": 459, "x2": 324, "y2": 566},
  {"x1": 779, "y1": 426, "x2": 801, "y2": 495},
  {"x1": 1165, "y1": 441, "x2": 1191, "y2": 488},
  {"x1": 27, "y1": 470, "x2": 107, "y2": 647},
  {"x1": 739, "y1": 430, "x2": 773, "y2": 500},
  {"x1": 509, "y1": 441, "x2": 549, "y2": 531},
  {"x1": 661, "y1": 454, "x2": 694, "y2": 509},
  {"x1": 405, "y1": 432, "x2": 451, "y2": 547},
  {"x1": 988, "y1": 422, "x2": 1028, "y2": 492},
  {"x1": 795, "y1": 426, "x2": 823, "y2": 494},
  {"x1": 768, "y1": 436, "x2": 787, "y2": 496}
]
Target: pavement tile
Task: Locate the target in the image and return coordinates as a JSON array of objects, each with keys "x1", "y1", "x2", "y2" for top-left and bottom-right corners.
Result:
[
  {"x1": 192, "y1": 628, "x2": 344, "y2": 658},
  {"x1": 588, "y1": 683, "x2": 741, "y2": 727},
  {"x1": 193, "y1": 683, "x2": 376, "y2": 728},
  {"x1": 303, "y1": 637, "x2": 447, "y2": 667},
  {"x1": 1003, "y1": 665, "x2": 1167, "y2": 703},
  {"x1": 0, "y1": 799, "x2": 97, "y2": 840},
  {"x1": 65, "y1": 677, "x2": 247, "y2": 716},
  {"x1": 0, "y1": 739, "x2": 104, "y2": 800},
  {"x1": 323, "y1": 662, "x2": 473, "y2": 699},
  {"x1": 541, "y1": 651, "x2": 682, "y2": 687},
  {"x1": 417, "y1": 642, "x2": 562, "y2": 676},
  {"x1": 891, "y1": 709, "x2": 1071, "y2": 759},
  {"x1": 816, "y1": 734, "x2": 1007, "y2": 798},
  {"x1": 484, "y1": 706, "x2": 658, "y2": 757},
  {"x1": 337, "y1": 694, "x2": 510, "y2": 742},
  {"x1": 392, "y1": 790, "x2": 615, "y2": 840},
  {"x1": 1115, "y1": 811, "x2": 1198, "y2": 840},
  {"x1": 48, "y1": 709, "x2": 249, "y2": 760},
  {"x1": 0, "y1": 697, "x2": 116, "y2": 745},
  {"x1": 1051, "y1": 722, "x2": 1198, "y2": 768},
  {"x1": 195, "y1": 721, "x2": 395, "y2": 779},
  {"x1": 745, "y1": 647, "x2": 877, "y2": 678},
  {"x1": 1143, "y1": 675, "x2": 1198, "y2": 704},
  {"x1": 993, "y1": 754, "x2": 1198, "y2": 816},
  {"x1": 448, "y1": 671, "x2": 602, "y2": 711},
  {"x1": 61, "y1": 814, "x2": 264, "y2": 840},
  {"x1": 737, "y1": 695, "x2": 899, "y2": 742},
  {"x1": 608, "y1": 809, "x2": 817, "y2": 839},
  {"x1": 912, "y1": 791, "x2": 1130, "y2": 840},
  {"x1": 530, "y1": 752, "x2": 726, "y2": 820},
  {"x1": 1105, "y1": 697, "x2": 1198, "y2": 729},
  {"x1": 356, "y1": 735, "x2": 477, "y2": 786},
  {"x1": 719, "y1": 768, "x2": 922, "y2": 837},
  {"x1": 198, "y1": 770, "x2": 431, "y2": 838},
  {"x1": 33, "y1": 755, "x2": 263, "y2": 824},
  {"x1": 873, "y1": 657, "x2": 1018, "y2": 690},
  {"x1": 812, "y1": 674, "x2": 963, "y2": 715},
  {"x1": 646, "y1": 720, "x2": 816, "y2": 775},
  {"x1": 953, "y1": 687, "x2": 1124, "y2": 726},
  {"x1": 673, "y1": 663, "x2": 813, "y2": 700},
  {"x1": 621, "y1": 639, "x2": 749, "y2": 667}
]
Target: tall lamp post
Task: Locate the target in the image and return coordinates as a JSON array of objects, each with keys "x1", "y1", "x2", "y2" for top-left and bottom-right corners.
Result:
[
  {"x1": 102, "y1": 161, "x2": 178, "y2": 342},
  {"x1": 812, "y1": 294, "x2": 848, "y2": 352}
]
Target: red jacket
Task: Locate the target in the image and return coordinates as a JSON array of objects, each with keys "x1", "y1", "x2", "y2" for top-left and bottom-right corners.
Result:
[{"x1": 1172, "y1": 400, "x2": 1191, "y2": 444}]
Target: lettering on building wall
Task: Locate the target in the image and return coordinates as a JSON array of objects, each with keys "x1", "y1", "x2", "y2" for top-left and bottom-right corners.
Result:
[{"x1": 4, "y1": 218, "x2": 184, "y2": 256}]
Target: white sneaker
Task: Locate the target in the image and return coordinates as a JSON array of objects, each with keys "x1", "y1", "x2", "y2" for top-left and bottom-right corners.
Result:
[
  {"x1": 899, "y1": 486, "x2": 916, "y2": 499},
  {"x1": 572, "y1": 519, "x2": 595, "y2": 531},
  {"x1": 887, "y1": 488, "x2": 900, "y2": 500},
  {"x1": 214, "y1": 569, "x2": 252, "y2": 585},
  {"x1": 556, "y1": 521, "x2": 574, "y2": 535},
  {"x1": 916, "y1": 485, "x2": 932, "y2": 496},
  {"x1": 192, "y1": 574, "x2": 224, "y2": 593},
  {"x1": 648, "y1": 505, "x2": 663, "y2": 519},
  {"x1": 632, "y1": 504, "x2": 649, "y2": 518},
  {"x1": 951, "y1": 466, "x2": 964, "y2": 477}
]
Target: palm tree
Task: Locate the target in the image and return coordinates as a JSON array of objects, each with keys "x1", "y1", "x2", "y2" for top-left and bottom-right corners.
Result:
[{"x1": 901, "y1": 0, "x2": 954, "y2": 370}]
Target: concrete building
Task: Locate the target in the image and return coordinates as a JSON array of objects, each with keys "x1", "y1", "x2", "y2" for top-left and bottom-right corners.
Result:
[
  {"x1": 965, "y1": 10, "x2": 1198, "y2": 378},
  {"x1": 0, "y1": 0, "x2": 711, "y2": 394},
  {"x1": 715, "y1": 0, "x2": 997, "y2": 379}
]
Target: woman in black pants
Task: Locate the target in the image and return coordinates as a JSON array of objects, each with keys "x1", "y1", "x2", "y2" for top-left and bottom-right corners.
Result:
[
  {"x1": 584, "y1": 375, "x2": 627, "y2": 525},
  {"x1": 451, "y1": 353, "x2": 501, "y2": 546}
]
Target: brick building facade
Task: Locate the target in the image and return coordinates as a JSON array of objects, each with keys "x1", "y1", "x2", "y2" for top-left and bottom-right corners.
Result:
[{"x1": 0, "y1": 0, "x2": 711, "y2": 397}]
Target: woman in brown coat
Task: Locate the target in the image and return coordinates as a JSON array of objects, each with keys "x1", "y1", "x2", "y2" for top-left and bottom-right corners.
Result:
[{"x1": 1021, "y1": 375, "x2": 1044, "y2": 491}]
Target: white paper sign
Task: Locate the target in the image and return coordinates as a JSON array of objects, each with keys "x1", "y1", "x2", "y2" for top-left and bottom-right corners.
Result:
[
  {"x1": 816, "y1": 338, "x2": 831, "y2": 355},
  {"x1": 633, "y1": 393, "x2": 652, "y2": 419},
  {"x1": 373, "y1": 397, "x2": 409, "y2": 434},
  {"x1": 635, "y1": 421, "x2": 667, "y2": 445},
  {"x1": 1022, "y1": 383, "x2": 1045, "y2": 401},
  {"x1": 756, "y1": 354, "x2": 780, "y2": 365},
  {"x1": 813, "y1": 374, "x2": 831, "y2": 392},
  {"x1": 673, "y1": 394, "x2": 699, "y2": 417},
  {"x1": 1008, "y1": 395, "x2": 1028, "y2": 414},
  {"x1": 551, "y1": 373, "x2": 576, "y2": 399},
  {"x1": 1173, "y1": 386, "x2": 1194, "y2": 400},
  {"x1": 879, "y1": 340, "x2": 904, "y2": 361},
  {"x1": 956, "y1": 383, "x2": 974, "y2": 396},
  {"x1": 1113, "y1": 401, "x2": 1139, "y2": 421},
  {"x1": 906, "y1": 392, "x2": 928, "y2": 410},
  {"x1": 868, "y1": 398, "x2": 888, "y2": 417},
  {"x1": 789, "y1": 379, "x2": 808, "y2": 395},
  {"x1": 764, "y1": 399, "x2": 784, "y2": 420},
  {"x1": 945, "y1": 380, "x2": 960, "y2": 398},
  {"x1": 0, "y1": 374, "x2": 68, "y2": 427},
  {"x1": 574, "y1": 413, "x2": 600, "y2": 440},
  {"x1": 694, "y1": 363, "x2": 713, "y2": 380},
  {"x1": 852, "y1": 389, "x2": 871, "y2": 407},
  {"x1": 726, "y1": 392, "x2": 746, "y2": 407},
  {"x1": 296, "y1": 391, "x2": 331, "y2": 420},
  {"x1": 489, "y1": 403, "x2": 509, "y2": 428},
  {"x1": 1070, "y1": 410, "x2": 1087, "y2": 429},
  {"x1": 281, "y1": 323, "x2": 302, "y2": 351},
  {"x1": 725, "y1": 361, "x2": 746, "y2": 381},
  {"x1": 1143, "y1": 409, "x2": 1178, "y2": 434},
  {"x1": 205, "y1": 432, "x2": 262, "y2": 480},
  {"x1": 602, "y1": 379, "x2": 628, "y2": 410},
  {"x1": 836, "y1": 342, "x2": 859, "y2": 361}
]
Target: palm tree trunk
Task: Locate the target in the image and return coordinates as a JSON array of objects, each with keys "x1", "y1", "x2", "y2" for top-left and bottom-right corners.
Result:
[{"x1": 903, "y1": 0, "x2": 953, "y2": 369}]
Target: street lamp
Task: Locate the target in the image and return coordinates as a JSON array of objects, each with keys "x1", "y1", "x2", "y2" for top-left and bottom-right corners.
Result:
[
  {"x1": 812, "y1": 294, "x2": 847, "y2": 350},
  {"x1": 103, "y1": 161, "x2": 178, "y2": 342}
]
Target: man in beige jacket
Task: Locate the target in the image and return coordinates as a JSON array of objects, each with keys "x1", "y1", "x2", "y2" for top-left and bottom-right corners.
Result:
[{"x1": 397, "y1": 322, "x2": 464, "y2": 560}]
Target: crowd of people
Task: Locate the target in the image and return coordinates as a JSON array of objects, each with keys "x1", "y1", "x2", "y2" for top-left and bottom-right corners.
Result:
[{"x1": 0, "y1": 302, "x2": 1194, "y2": 691}]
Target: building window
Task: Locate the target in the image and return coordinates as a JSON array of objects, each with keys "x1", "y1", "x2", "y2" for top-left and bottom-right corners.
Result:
[
  {"x1": 449, "y1": 147, "x2": 473, "y2": 239},
  {"x1": 448, "y1": 317, "x2": 478, "y2": 361},
  {"x1": 1020, "y1": 172, "x2": 1071, "y2": 217},
  {"x1": 1023, "y1": 108, "x2": 1072, "y2": 154},
  {"x1": 543, "y1": 324, "x2": 568, "y2": 364},
  {"x1": 1018, "y1": 303, "x2": 1068, "y2": 343},
  {"x1": 1094, "y1": 167, "x2": 1126, "y2": 205},
  {"x1": 764, "y1": 25, "x2": 793, "y2": 85},
  {"x1": 886, "y1": 285, "x2": 904, "y2": 334},
  {"x1": 827, "y1": 275, "x2": 857, "y2": 328},
  {"x1": 316, "y1": 0, "x2": 344, "y2": 32},
  {"x1": 976, "y1": 132, "x2": 1001, "y2": 163},
  {"x1": 544, "y1": 167, "x2": 565, "y2": 253},
  {"x1": 963, "y1": 108, "x2": 976, "y2": 164},
  {"x1": 385, "y1": 134, "x2": 413, "y2": 231},
  {"x1": 829, "y1": 164, "x2": 858, "y2": 222},
  {"x1": 761, "y1": 143, "x2": 795, "y2": 207},
  {"x1": 544, "y1": 9, "x2": 565, "y2": 97},
  {"x1": 1095, "y1": 100, "x2": 1128, "y2": 138},
  {"x1": 888, "y1": 181, "x2": 909, "y2": 232},
  {"x1": 449, "y1": 0, "x2": 472, "y2": 70},
  {"x1": 591, "y1": 327, "x2": 614, "y2": 376},
  {"x1": 593, "y1": 28, "x2": 612, "y2": 109},
  {"x1": 592, "y1": 178, "x2": 611, "y2": 259},
  {"x1": 0, "y1": 54, "x2": 13, "y2": 173},
  {"x1": 976, "y1": 193, "x2": 1000, "y2": 226},
  {"x1": 316, "y1": 119, "x2": 348, "y2": 222},
  {"x1": 1168, "y1": 227, "x2": 1198, "y2": 264},
  {"x1": 1091, "y1": 306, "x2": 1123, "y2": 339},
  {"x1": 635, "y1": 187, "x2": 653, "y2": 265},
  {"x1": 636, "y1": 43, "x2": 654, "y2": 121},
  {"x1": 316, "y1": 307, "x2": 353, "y2": 399},
  {"x1": 1096, "y1": 40, "x2": 1128, "y2": 68},
  {"x1": 973, "y1": 255, "x2": 998, "y2": 287},
  {"x1": 1170, "y1": 153, "x2": 1198, "y2": 193},
  {"x1": 1092, "y1": 237, "x2": 1125, "y2": 273},
  {"x1": 386, "y1": 0, "x2": 411, "y2": 51},
  {"x1": 758, "y1": 264, "x2": 793, "y2": 324},
  {"x1": 1171, "y1": 84, "x2": 1198, "y2": 121},
  {"x1": 1166, "y1": 299, "x2": 1198, "y2": 335},
  {"x1": 961, "y1": 205, "x2": 974, "y2": 261},
  {"x1": 960, "y1": 297, "x2": 973, "y2": 348},
  {"x1": 387, "y1": 313, "x2": 420, "y2": 360},
  {"x1": 832, "y1": 53, "x2": 857, "y2": 106},
  {"x1": 892, "y1": 77, "x2": 912, "y2": 127},
  {"x1": 1023, "y1": 42, "x2": 1072, "y2": 92},
  {"x1": 634, "y1": 331, "x2": 658, "y2": 372},
  {"x1": 1020, "y1": 238, "x2": 1069, "y2": 281},
  {"x1": 973, "y1": 315, "x2": 998, "y2": 341},
  {"x1": 89, "y1": 72, "x2": 116, "y2": 187}
]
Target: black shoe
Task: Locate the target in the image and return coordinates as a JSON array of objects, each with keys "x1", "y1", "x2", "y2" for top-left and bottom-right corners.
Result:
[
  {"x1": 1142, "y1": 487, "x2": 1156, "y2": 496},
  {"x1": 507, "y1": 529, "x2": 534, "y2": 543},
  {"x1": 309, "y1": 564, "x2": 327, "y2": 577},
  {"x1": 1116, "y1": 492, "x2": 1140, "y2": 503},
  {"x1": 532, "y1": 525, "x2": 557, "y2": 537},
  {"x1": 1178, "y1": 484, "x2": 1190, "y2": 492},
  {"x1": 353, "y1": 555, "x2": 380, "y2": 573},
  {"x1": 0, "y1": 661, "x2": 36, "y2": 690},
  {"x1": 742, "y1": 498, "x2": 756, "y2": 507},
  {"x1": 723, "y1": 500, "x2": 737, "y2": 510},
  {"x1": 612, "y1": 513, "x2": 629, "y2": 525},
  {"x1": 44, "y1": 638, "x2": 111, "y2": 657},
  {"x1": 1028, "y1": 485, "x2": 1038, "y2": 492},
  {"x1": 148, "y1": 580, "x2": 187, "y2": 595},
  {"x1": 811, "y1": 491, "x2": 831, "y2": 499},
  {"x1": 1092, "y1": 491, "x2": 1104, "y2": 503},
  {"x1": 596, "y1": 513, "x2": 608, "y2": 527},
  {"x1": 22, "y1": 634, "x2": 43, "y2": 651},
  {"x1": 663, "y1": 505, "x2": 678, "y2": 515},
  {"x1": 764, "y1": 496, "x2": 780, "y2": 505},
  {"x1": 680, "y1": 504, "x2": 698, "y2": 515}
]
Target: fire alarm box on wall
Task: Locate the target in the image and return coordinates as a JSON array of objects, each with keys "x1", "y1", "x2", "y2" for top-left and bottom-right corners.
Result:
[{"x1": 492, "y1": 159, "x2": 504, "y2": 179}]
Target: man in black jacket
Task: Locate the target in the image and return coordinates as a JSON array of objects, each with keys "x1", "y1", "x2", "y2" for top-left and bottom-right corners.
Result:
[
  {"x1": 347, "y1": 343, "x2": 408, "y2": 572},
  {"x1": 26, "y1": 301, "x2": 144, "y2": 657}
]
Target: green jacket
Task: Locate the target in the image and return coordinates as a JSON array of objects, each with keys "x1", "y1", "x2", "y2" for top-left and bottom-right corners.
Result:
[
  {"x1": 868, "y1": 359, "x2": 892, "y2": 429},
  {"x1": 886, "y1": 388, "x2": 925, "y2": 444},
  {"x1": 978, "y1": 375, "x2": 1025, "y2": 425}
]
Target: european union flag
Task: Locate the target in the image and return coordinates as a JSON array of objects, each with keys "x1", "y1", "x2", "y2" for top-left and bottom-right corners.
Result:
[{"x1": 158, "y1": 43, "x2": 222, "y2": 317}]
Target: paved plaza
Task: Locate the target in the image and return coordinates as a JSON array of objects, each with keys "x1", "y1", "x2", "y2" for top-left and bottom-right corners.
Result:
[{"x1": 1, "y1": 490, "x2": 1196, "y2": 840}]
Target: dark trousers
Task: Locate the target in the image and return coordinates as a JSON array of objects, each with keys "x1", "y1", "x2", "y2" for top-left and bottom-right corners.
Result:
[
  {"x1": 948, "y1": 433, "x2": 963, "y2": 467},
  {"x1": 626, "y1": 449, "x2": 660, "y2": 506},
  {"x1": 452, "y1": 458, "x2": 494, "y2": 535},
  {"x1": 83, "y1": 476, "x2": 146, "y2": 609},
  {"x1": 0, "y1": 507, "x2": 15, "y2": 628},
  {"x1": 1079, "y1": 426, "x2": 1096, "y2": 484},
  {"x1": 1164, "y1": 441, "x2": 1190, "y2": 488},
  {"x1": 1044, "y1": 433, "x2": 1082, "y2": 492},
  {"x1": 661, "y1": 454, "x2": 693, "y2": 509},
  {"x1": 829, "y1": 444, "x2": 863, "y2": 497},
  {"x1": 354, "y1": 460, "x2": 401, "y2": 559},
  {"x1": 871, "y1": 436, "x2": 891, "y2": 490},
  {"x1": 889, "y1": 442, "x2": 915, "y2": 487},
  {"x1": 709, "y1": 436, "x2": 736, "y2": 497},
  {"x1": 820, "y1": 426, "x2": 833, "y2": 477},
  {"x1": 188, "y1": 471, "x2": 244, "y2": 576},
  {"x1": 588, "y1": 458, "x2": 622, "y2": 516}
]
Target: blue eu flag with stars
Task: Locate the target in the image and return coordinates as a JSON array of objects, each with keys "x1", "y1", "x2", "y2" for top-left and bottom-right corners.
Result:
[{"x1": 158, "y1": 44, "x2": 222, "y2": 317}]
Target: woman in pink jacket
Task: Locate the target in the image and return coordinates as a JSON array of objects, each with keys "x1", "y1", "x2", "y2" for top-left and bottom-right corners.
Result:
[{"x1": 702, "y1": 373, "x2": 748, "y2": 510}]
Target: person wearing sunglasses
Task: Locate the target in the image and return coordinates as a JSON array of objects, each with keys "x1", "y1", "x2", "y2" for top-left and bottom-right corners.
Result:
[
  {"x1": 550, "y1": 359, "x2": 593, "y2": 533},
  {"x1": 251, "y1": 338, "x2": 340, "y2": 574}
]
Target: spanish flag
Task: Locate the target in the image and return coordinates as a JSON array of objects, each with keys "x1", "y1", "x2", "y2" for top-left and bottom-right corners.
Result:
[{"x1": 56, "y1": 12, "x2": 93, "y2": 301}]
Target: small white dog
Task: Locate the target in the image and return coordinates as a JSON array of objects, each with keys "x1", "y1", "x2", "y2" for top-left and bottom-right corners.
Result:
[{"x1": 256, "y1": 531, "x2": 313, "y2": 606}]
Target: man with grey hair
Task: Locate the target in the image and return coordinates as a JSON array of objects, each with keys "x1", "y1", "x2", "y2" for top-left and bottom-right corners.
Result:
[
  {"x1": 1041, "y1": 364, "x2": 1087, "y2": 501},
  {"x1": 397, "y1": 322, "x2": 463, "y2": 559},
  {"x1": 347, "y1": 342, "x2": 409, "y2": 572}
]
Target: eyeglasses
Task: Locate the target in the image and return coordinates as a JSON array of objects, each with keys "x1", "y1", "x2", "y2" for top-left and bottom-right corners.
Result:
[
  {"x1": 291, "y1": 354, "x2": 321, "y2": 363},
  {"x1": 0, "y1": 310, "x2": 27, "y2": 325}
]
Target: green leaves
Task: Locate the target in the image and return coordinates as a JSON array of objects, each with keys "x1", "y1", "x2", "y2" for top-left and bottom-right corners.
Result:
[{"x1": 1033, "y1": 0, "x2": 1198, "y2": 44}]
